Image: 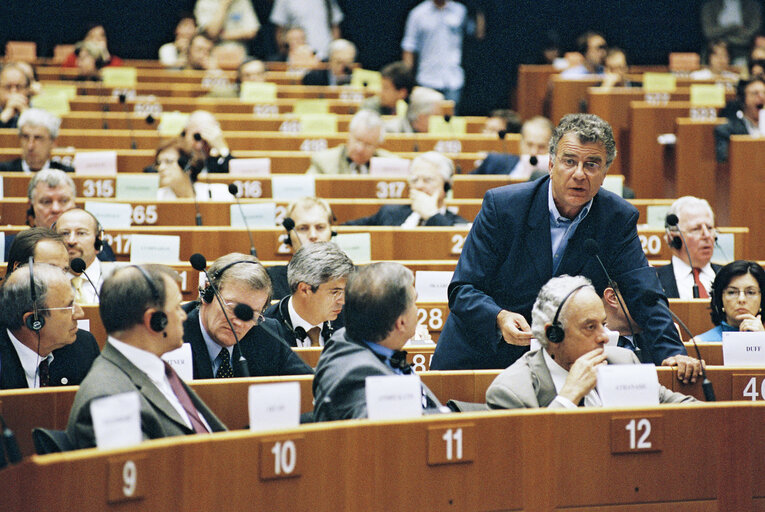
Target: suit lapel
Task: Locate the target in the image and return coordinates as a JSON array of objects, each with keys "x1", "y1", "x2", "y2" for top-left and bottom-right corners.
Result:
[
  {"x1": 525, "y1": 180, "x2": 553, "y2": 283},
  {"x1": 528, "y1": 350, "x2": 558, "y2": 407},
  {"x1": 184, "y1": 308, "x2": 215, "y2": 379},
  {"x1": 0, "y1": 331, "x2": 29, "y2": 389}
]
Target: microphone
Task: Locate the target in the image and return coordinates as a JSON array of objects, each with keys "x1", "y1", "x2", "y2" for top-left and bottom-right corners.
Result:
[
  {"x1": 228, "y1": 183, "x2": 257, "y2": 257},
  {"x1": 119, "y1": 93, "x2": 137, "y2": 150},
  {"x1": 443, "y1": 114, "x2": 462, "y2": 174},
  {"x1": 643, "y1": 292, "x2": 716, "y2": 402},
  {"x1": 282, "y1": 217, "x2": 295, "y2": 246},
  {"x1": 666, "y1": 214, "x2": 699, "y2": 298},
  {"x1": 70, "y1": 257, "x2": 100, "y2": 300},
  {"x1": 189, "y1": 254, "x2": 250, "y2": 377},
  {"x1": 529, "y1": 156, "x2": 538, "y2": 166},
  {"x1": 0, "y1": 414, "x2": 22, "y2": 466},
  {"x1": 182, "y1": 159, "x2": 203, "y2": 226},
  {"x1": 234, "y1": 303, "x2": 253, "y2": 322},
  {"x1": 583, "y1": 239, "x2": 642, "y2": 362}
]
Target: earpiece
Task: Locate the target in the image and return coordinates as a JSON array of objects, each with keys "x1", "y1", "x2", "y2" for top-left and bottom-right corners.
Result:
[
  {"x1": 668, "y1": 234, "x2": 682, "y2": 250},
  {"x1": 132, "y1": 265, "x2": 168, "y2": 333},
  {"x1": 545, "y1": 284, "x2": 588, "y2": 344},
  {"x1": 25, "y1": 257, "x2": 44, "y2": 332},
  {"x1": 444, "y1": 181, "x2": 452, "y2": 193},
  {"x1": 200, "y1": 260, "x2": 260, "y2": 303}
]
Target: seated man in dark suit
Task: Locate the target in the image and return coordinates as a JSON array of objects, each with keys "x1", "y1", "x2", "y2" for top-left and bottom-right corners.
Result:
[
  {"x1": 313, "y1": 262, "x2": 443, "y2": 421},
  {"x1": 657, "y1": 196, "x2": 721, "y2": 299},
  {"x1": 472, "y1": 116, "x2": 553, "y2": 177},
  {"x1": 0, "y1": 63, "x2": 31, "y2": 129},
  {"x1": 345, "y1": 151, "x2": 468, "y2": 226},
  {"x1": 486, "y1": 275, "x2": 697, "y2": 409},
  {"x1": 183, "y1": 252, "x2": 312, "y2": 379},
  {"x1": 302, "y1": 39, "x2": 356, "y2": 86},
  {"x1": 265, "y1": 242, "x2": 354, "y2": 347},
  {"x1": 67, "y1": 265, "x2": 226, "y2": 449},
  {"x1": 0, "y1": 263, "x2": 98, "y2": 389},
  {"x1": 714, "y1": 77, "x2": 765, "y2": 162},
  {"x1": 0, "y1": 108, "x2": 74, "y2": 173}
]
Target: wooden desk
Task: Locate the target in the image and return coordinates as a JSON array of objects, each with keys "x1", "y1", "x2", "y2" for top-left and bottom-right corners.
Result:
[
  {"x1": 728, "y1": 137, "x2": 765, "y2": 260},
  {"x1": 674, "y1": 117, "x2": 727, "y2": 218},
  {"x1": 548, "y1": 76, "x2": 601, "y2": 124},
  {"x1": 515, "y1": 64, "x2": 558, "y2": 120}
]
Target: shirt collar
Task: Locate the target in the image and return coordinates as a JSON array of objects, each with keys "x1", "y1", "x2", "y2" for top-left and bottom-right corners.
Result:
[
  {"x1": 364, "y1": 340, "x2": 395, "y2": 360},
  {"x1": 108, "y1": 335, "x2": 165, "y2": 383},
  {"x1": 7, "y1": 328, "x2": 54, "y2": 388},
  {"x1": 671, "y1": 255, "x2": 714, "y2": 275},
  {"x1": 22, "y1": 159, "x2": 50, "y2": 174},
  {"x1": 198, "y1": 310, "x2": 232, "y2": 366},
  {"x1": 542, "y1": 348, "x2": 569, "y2": 393},
  {"x1": 288, "y1": 296, "x2": 322, "y2": 332},
  {"x1": 548, "y1": 182, "x2": 593, "y2": 224}
]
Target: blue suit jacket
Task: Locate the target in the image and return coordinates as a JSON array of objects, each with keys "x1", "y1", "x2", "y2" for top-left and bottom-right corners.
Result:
[
  {"x1": 431, "y1": 177, "x2": 685, "y2": 370},
  {"x1": 344, "y1": 204, "x2": 468, "y2": 226},
  {"x1": 470, "y1": 153, "x2": 521, "y2": 175}
]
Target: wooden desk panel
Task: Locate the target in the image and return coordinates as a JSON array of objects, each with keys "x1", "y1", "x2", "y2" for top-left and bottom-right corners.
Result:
[
  {"x1": 728, "y1": 137, "x2": 765, "y2": 260},
  {"x1": 674, "y1": 118, "x2": 726, "y2": 208},
  {"x1": 516, "y1": 65, "x2": 558, "y2": 120},
  {"x1": 548, "y1": 77, "x2": 602, "y2": 124}
]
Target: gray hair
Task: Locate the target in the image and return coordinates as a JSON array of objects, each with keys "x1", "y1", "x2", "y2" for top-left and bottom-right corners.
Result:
[
  {"x1": 549, "y1": 114, "x2": 617, "y2": 168},
  {"x1": 328, "y1": 39, "x2": 357, "y2": 60},
  {"x1": 406, "y1": 87, "x2": 444, "y2": 124},
  {"x1": 205, "y1": 252, "x2": 272, "y2": 300},
  {"x1": 522, "y1": 116, "x2": 554, "y2": 140},
  {"x1": 531, "y1": 275, "x2": 594, "y2": 348},
  {"x1": 27, "y1": 169, "x2": 76, "y2": 201},
  {"x1": 18, "y1": 108, "x2": 62, "y2": 139},
  {"x1": 668, "y1": 195, "x2": 715, "y2": 226},
  {"x1": 349, "y1": 109, "x2": 385, "y2": 143},
  {"x1": 0, "y1": 263, "x2": 68, "y2": 331},
  {"x1": 287, "y1": 242, "x2": 355, "y2": 293},
  {"x1": 411, "y1": 151, "x2": 455, "y2": 186}
]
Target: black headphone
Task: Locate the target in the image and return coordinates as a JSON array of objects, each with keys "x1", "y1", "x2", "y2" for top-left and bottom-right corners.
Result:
[
  {"x1": 665, "y1": 213, "x2": 718, "y2": 250},
  {"x1": 545, "y1": 284, "x2": 589, "y2": 344},
  {"x1": 25, "y1": 256, "x2": 44, "y2": 332},
  {"x1": 276, "y1": 295, "x2": 334, "y2": 343},
  {"x1": 443, "y1": 181, "x2": 452, "y2": 193},
  {"x1": 132, "y1": 265, "x2": 168, "y2": 333},
  {"x1": 200, "y1": 260, "x2": 260, "y2": 303}
]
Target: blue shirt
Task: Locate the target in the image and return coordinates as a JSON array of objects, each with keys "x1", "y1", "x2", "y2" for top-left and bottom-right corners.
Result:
[
  {"x1": 697, "y1": 321, "x2": 738, "y2": 342},
  {"x1": 200, "y1": 314, "x2": 234, "y2": 375},
  {"x1": 364, "y1": 341, "x2": 404, "y2": 375},
  {"x1": 548, "y1": 184, "x2": 593, "y2": 274}
]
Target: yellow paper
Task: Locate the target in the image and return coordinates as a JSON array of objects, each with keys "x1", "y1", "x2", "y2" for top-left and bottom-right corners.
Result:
[
  {"x1": 102, "y1": 67, "x2": 137, "y2": 88},
  {"x1": 395, "y1": 99, "x2": 408, "y2": 117},
  {"x1": 31, "y1": 92, "x2": 70, "y2": 116},
  {"x1": 293, "y1": 99, "x2": 329, "y2": 114},
  {"x1": 428, "y1": 115, "x2": 467, "y2": 135},
  {"x1": 690, "y1": 84, "x2": 726, "y2": 107},
  {"x1": 158, "y1": 111, "x2": 190, "y2": 136},
  {"x1": 240, "y1": 82, "x2": 278, "y2": 102},
  {"x1": 351, "y1": 69, "x2": 382, "y2": 91},
  {"x1": 642, "y1": 73, "x2": 676, "y2": 93},
  {"x1": 40, "y1": 84, "x2": 78, "y2": 100},
  {"x1": 299, "y1": 114, "x2": 337, "y2": 135}
]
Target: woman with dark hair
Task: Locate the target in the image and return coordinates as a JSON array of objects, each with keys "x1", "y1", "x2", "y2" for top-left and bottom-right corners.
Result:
[
  {"x1": 698, "y1": 260, "x2": 765, "y2": 341},
  {"x1": 62, "y1": 24, "x2": 123, "y2": 68}
]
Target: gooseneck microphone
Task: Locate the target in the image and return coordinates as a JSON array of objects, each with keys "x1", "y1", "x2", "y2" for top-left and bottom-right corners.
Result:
[
  {"x1": 228, "y1": 183, "x2": 257, "y2": 257},
  {"x1": 0, "y1": 414, "x2": 22, "y2": 467},
  {"x1": 666, "y1": 214, "x2": 699, "y2": 298},
  {"x1": 189, "y1": 253, "x2": 250, "y2": 377},
  {"x1": 182, "y1": 158, "x2": 203, "y2": 226},
  {"x1": 282, "y1": 217, "x2": 295, "y2": 246},
  {"x1": 70, "y1": 257, "x2": 100, "y2": 301}
]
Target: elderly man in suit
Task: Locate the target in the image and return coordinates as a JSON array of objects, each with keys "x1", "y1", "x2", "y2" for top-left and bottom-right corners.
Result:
[
  {"x1": 67, "y1": 265, "x2": 227, "y2": 449},
  {"x1": 431, "y1": 114, "x2": 702, "y2": 382},
  {"x1": 486, "y1": 275, "x2": 697, "y2": 409},
  {"x1": 472, "y1": 116, "x2": 553, "y2": 178},
  {"x1": 313, "y1": 262, "x2": 443, "y2": 421},
  {"x1": 0, "y1": 108, "x2": 74, "y2": 173}
]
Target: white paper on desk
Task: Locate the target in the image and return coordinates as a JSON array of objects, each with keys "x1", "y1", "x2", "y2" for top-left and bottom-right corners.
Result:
[
  {"x1": 84, "y1": 201, "x2": 132, "y2": 228},
  {"x1": 73, "y1": 151, "x2": 118, "y2": 175},
  {"x1": 602, "y1": 175, "x2": 624, "y2": 197},
  {"x1": 248, "y1": 382, "x2": 301, "y2": 432},
  {"x1": 230, "y1": 202, "x2": 276, "y2": 227},
  {"x1": 605, "y1": 329, "x2": 620, "y2": 347},
  {"x1": 161, "y1": 343, "x2": 194, "y2": 381},
  {"x1": 91, "y1": 391, "x2": 142, "y2": 450},
  {"x1": 712, "y1": 232, "x2": 735, "y2": 263},
  {"x1": 365, "y1": 374, "x2": 423, "y2": 420},
  {"x1": 759, "y1": 110, "x2": 765, "y2": 135},
  {"x1": 645, "y1": 205, "x2": 671, "y2": 229},
  {"x1": 415, "y1": 271, "x2": 453, "y2": 302},
  {"x1": 369, "y1": 156, "x2": 410, "y2": 176},
  {"x1": 597, "y1": 364, "x2": 660, "y2": 407},
  {"x1": 333, "y1": 233, "x2": 371, "y2": 264},
  {"x1": 77, "y1": 319, "x2": 90, "y2": 332},
  {"x1": 0, "y1": 232, "x2": 4, "y2": 263},
  {"x1": 130, "y1": 234, "x2": 180, "y2": 263},
  {"x1": 116, "y1": 174, "x2": 159, "y2": 200},
  {"x1": 271, "y1": 175, "x2": 315, "y2": 200},
  {"x1": 0, "y1": 175, "x2": 4, "y2": 199},
  {"x1": 722, "y1": 331, "x2": 765, "y2": 366},
  {"x1": 229, "y1": 158, "x2": 271, "y2": 176}
]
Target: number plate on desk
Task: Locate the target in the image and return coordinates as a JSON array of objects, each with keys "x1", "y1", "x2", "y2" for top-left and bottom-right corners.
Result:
[
  {"x1": 611, "y1": 415, "x2": 663, "y2": 454},
  {"x1": 427, "y1": 425, "x2": 474, "y2": 465},
  {"x1": 259, "y1": 437, "x2": 303, "y2": 480},
  {"x1": 107, "y1": 456, "x2": 146, "y2": 503},
  {"x1": 732, "y1": 373, "x2": 765, "y2": 401}
]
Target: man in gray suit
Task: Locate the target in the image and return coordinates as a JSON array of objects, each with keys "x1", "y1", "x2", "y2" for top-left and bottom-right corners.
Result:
[
  {"x1": 67, "y1": 264, "x2": 226, "y2": 449},
  {"x1": 313, "y1": 262, "x2": 443, "y2": 421},
  {"x1": 486, "y1": 275, "x2": 696, "y2": 409}
]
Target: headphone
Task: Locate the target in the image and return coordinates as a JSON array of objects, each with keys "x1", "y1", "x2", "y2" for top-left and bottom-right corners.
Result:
[
  {"x1": 25, "y1": 256, "x2": 44, "y2": 332},
  {"x1": 443, "y1": 181, "x2": 452, "y2": 193},
  {"x1": 665, "y1": 213, "x2": 718, "y2": 250},
  {"x1": 132, "y1": 265, "x2": 168, "y2": 333},
  {"x1": 200, "y1": 260, "x2": 260, "y2": 303},
  {"x1": 545, "y1": 284, "x2": 589, "y2": 344},
  {"x1": 276, "y1": 295, "x2": 334, "y2": 343}
]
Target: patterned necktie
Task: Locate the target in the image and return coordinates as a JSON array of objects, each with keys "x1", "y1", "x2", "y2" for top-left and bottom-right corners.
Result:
[
  {"x1": 38, "y1": 358, "x2": 50, "y2": 387},
  {"x1": 72, "y1": 276, "x2": 88, "y2": 305},
  {"x1": 307, "y1": 326, "x2": 321, "y2": 347},
  {"x1": 164, "y1": 362, "x2": 209, "y2": 433},
  {"x1": 215, "y1": 348, "x2": 234, "y2": 379},
  {"x1": 692, "y1": 268, "x2": 709, "y2": 298}
]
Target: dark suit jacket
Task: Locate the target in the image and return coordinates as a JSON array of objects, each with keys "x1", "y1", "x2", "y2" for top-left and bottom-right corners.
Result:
[
  {"x1": 344, "y1": 204, "x2": 468, "y2": 226},
  {"x1": 0, "y1": 328, "x2": 99, "y2": 389},
  {"x1": 266, "y1": 264, "x2": 290, "y2": 301},
  {"x1": 656, "y1": 261, "x2": 723, "y2": 298},
  {"x1": 66, "y1": 341, "x2": 227, "y2": 449},
  {"x1": 714, "y1": 114, "x2": 749, "y2": 163},
  {"x1": 263, "y1": 295, "x2": 344, "y2": 348},
  {"x1": 301, "y1": 69, "x2": 336, "y2": 86},
  {"x1": 430, "y1": 177, "x2": 685, "y2": 371},
  {"x1": 182, "y1": 303, "x2": 313, "y2": 378},
  {"x1": 470, "y1": 153, "x2": 521, "y2": 175},
  {"x1": 0, "y1": 158, "x2": 75, "y2": 173}
]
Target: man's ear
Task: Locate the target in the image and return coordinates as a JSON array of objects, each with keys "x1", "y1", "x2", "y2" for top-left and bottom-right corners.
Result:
[
  {"x1": 296, "y1": 281, "x2": 311, "y2": 296},
  {"x1": 603, "y1": 287, "x2": 618, "y2": 308}
]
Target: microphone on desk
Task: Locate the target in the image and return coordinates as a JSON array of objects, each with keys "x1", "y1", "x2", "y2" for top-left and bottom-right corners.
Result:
[
  {"x1": 189, "y1": 253, "x2": 250, "y2": 377},
  {"x1": 119, "y1": 93, "x2": 137, "y2": 150},
  {"x1": 228, "y1": 183, "x2": 257, "y2": 257},
  {"x1": 443, "y1": 114, "x2": 462, "y2": 174},
  {"x1": 70, "y1": 258, "x2": 100, "y2": 301},
  {"x1": 0, "y1": 414, "x2": 22, "y2": 467},
  {"x1": 642, "y1": 292, "x2": 716, "y2": 402},
  {"x1": 181, "y1": 157, "x2": 203, "y2": 226},
  {"x1": 665, "y1": 214, "x2": 700, "y2": 298}
]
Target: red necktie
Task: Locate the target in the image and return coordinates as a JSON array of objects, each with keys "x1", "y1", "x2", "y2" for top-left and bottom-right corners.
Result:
[
  {"x1": 692, "y1": 268, "x2": 709, "y2": 298},
  {"x1": 164, "y1": 362, "x2": 209, "y2": 434}
]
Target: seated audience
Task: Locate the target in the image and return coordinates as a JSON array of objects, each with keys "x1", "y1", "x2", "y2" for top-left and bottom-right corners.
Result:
[
  {"x1": 0, "y1": 108, "x2": 73, "y2": 173},
  {"x1": 61, "y1": 24, "x2": 123, "y2": 68},
  {"x1": 360, "y1": 61, "x2": 415, "y2": 116},
  {"x1": 345, "y1": 151, "x2": 467, "y2": 226},
  {"x1": 269, "y1": 0, "x2": 343, "y2": 61},
  {"x1": 5, "y1": 228, "x2": 70, "y2": 277},
  {"x1": 482, "y1": 109, "x2": 522, "y2": 136},
  {"x1": 385, "y1": 86, "x2": 444, "y2": 134},
  {"x1": 560, "y1": 31, "x2": 607, "y2": 77},
  {"x1": 159, "y1": 14, "x2": 197, "y2": 68},
  {"x1": 72, "y1": 41, "x2": 108, "y2": 81},
  {"x1": 306, "y1": 109, "x2": 391, "y2": 174},
  {"x1": 599, "y1": 48, "x2": 640, "y2": 89},
  {"x1": 269, "y1": 25, "x2": 308, "y2": 62},
  {"x1": 698, "y1": 260, "x2": 764, "y2": 341},
  {"x1": 265, "y1": 242, "x2": 354, "y2": 347},
  {"x1": 154, "y1": 139, "x2": 229, "y2": 200},
  {"x1": 0, "y1": 63, "x2": 31, "y2": 128},
  {"x1": 186, "y1": 33, "x2": 217, "y2": 70},
  {"x1": 486, "y1": 275, "x2": 697, "y2": 409},
  {"x1": 302, "y1": 39, "x2": 356, "y2": 86},
  {"x1": 715, "y1": 76, "x2": 765, "y2": 162},
  {"x1": 183, "y1": 253, "x2": 313, "y2": 378},
  {"x1": 0, "y1": 263, "x2": 97, "y2": 389},
  {"x1": 691, "y1": 40, "x2": 739, "y2": 80},
  {"x1": 183, "y1": 110, "x2": 233, "y2": 173},
  {"x1": 313, "y1": 262, "x2": 443, "y2": 421},
  {"x1": 66, "y1": 264, "x2": 226, "y2": 449},
  {"x1": 701, "y1": 0, "x2": 762, "y2": 66},
  {"x1": 472, "y1": 116, "x2": 553, "y2": 178}
]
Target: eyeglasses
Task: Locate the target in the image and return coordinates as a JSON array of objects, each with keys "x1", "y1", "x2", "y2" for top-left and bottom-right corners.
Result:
[
  {"x1": 684, "y1": 225, "x2": 716, "y2": 238},
  {"x1": 221, "y1": 300, "x2": 265, "y2": 325},
  {"x1": 408, "y1": 174, "x2": 440, "y2": 187},
  {"x1": 39, "y1": 305, "x2": 76, "y2": 314},
  {"x1": 722, "y1": 288, "x2": 762, "y2": 299},
  {"x1": 557, "y1": 157, "x2": 603, "y2": 174}
]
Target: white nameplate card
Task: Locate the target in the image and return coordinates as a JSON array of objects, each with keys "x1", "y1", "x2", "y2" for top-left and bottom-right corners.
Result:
[
  {"x1": 73, "y1": 151, "x2": 118, "y2": 175},
  {"x1": 366, "y1": 374, "x2": 423, "y2": 420},
  {"x1": 760, "y1": 110, "x2": 765, "y2": 136},
  {"x1": 90, "y1": 391, "x2": 142, "y2": 449},
  {"x1": 248, "y1": 382, "x2": 301, "y2": 432},
  {"x1": 712, "y1": 232, "x2": 735, "y2": 263},
  {"x1": 602, "y1": 175, "x2": 624, "y2": 197},
  {"x1": 415, "y1": 271, "x2": 452, "y2": 302},
  {"x1": 230, "y1": 202, "x2": 276, "y2": 227},
  {"x1": 645, "y1": 205, "x2": 671, "y2": 228},
  {"x1": 84, "y1": 201, "x2": 132, "y2": 228},
  {"x1": 0, "y1": 232, "x2": 4, "y2": 262},
  {"x1": 597, "y1": 364, "x2": 660, "y2": 407},
  {"x1": 116, "y1": 174, "x2": 159, "y2": 200},
  {"x1": 130, "y1": 234, "x2": 180, "y2": 263},
  {"x1": 271, "y1": 175, "x2": 315, "y2": 199},
  {"x1": 161, "y1": 343, "x2": 194, "y2": 381},
  {"x1": 369, "y1": 156, "x2": 410, "y2": 176},
  {"x1": 228, "y1": 158, "x2": 271, "y2": 176},
  {"x1": 158, "y1": 111, "x2": 189, "y2": 137},
  {"x1": 0, "y1": 175, "x2": 4, "y2": 199},
  {"x1": 722, "y1": 331, "x2": 765, "y2": 366},
  {"x1": 333, "y1": 233, "x2": 371, "y2": 264},
  {"x1": 77, "y1": 319, "x2": 90, "y2": 332},
  {"x1": 605, "y1": 329, "x2": 620, "y2": 347}
]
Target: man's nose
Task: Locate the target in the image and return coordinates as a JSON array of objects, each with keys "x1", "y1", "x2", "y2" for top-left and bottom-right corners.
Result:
[{"x1": 73, "y1": 303, "x2": 84, "y2": 320}]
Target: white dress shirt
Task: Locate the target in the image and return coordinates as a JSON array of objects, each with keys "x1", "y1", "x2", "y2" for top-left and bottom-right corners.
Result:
[
  {"x1": 288, "y1": 297, "x2": 325, "y2": 347},
  {"x1": 543, "y1": 349, "x2": 602, "y2": 408},
  {"x1": 7, "y1": 329, "x2": 53, "y2": 388},
  {"x1": 671, "y1": 256, "x2": 715, "y2": 299},
  {"x1": 70, "y1": 258, "x2": 103, "y2": 305}
]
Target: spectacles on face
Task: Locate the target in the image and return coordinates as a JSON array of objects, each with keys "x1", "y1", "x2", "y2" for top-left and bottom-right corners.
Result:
[
  {"x1": 683, "y1": 225, "x2": 716, "y2": 238},
  {"x1": 557, "y1": 157, "x2": 603, "y2": 175},
  {"x1": 722, "y1": 288, "x2": 762, "y2": 300},
  {"x1": 220, "y1": 300, "x2": 265, "y2": 325},
  {"x1": 39, "y1": 305, "x2": 76, "y2": 314},
  {"x1": 408, "y1": 174, "x2": 439, "y2": 187}
]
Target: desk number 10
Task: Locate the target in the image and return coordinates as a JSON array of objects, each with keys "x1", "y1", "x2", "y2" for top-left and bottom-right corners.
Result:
[{"x1": 442, "y1": 428, "x2": 463, "y2": 460}]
